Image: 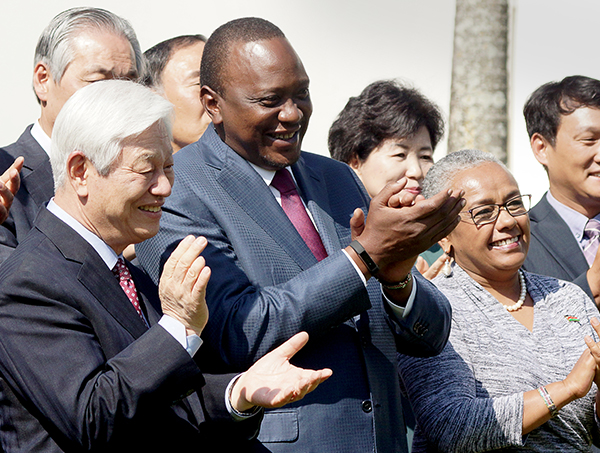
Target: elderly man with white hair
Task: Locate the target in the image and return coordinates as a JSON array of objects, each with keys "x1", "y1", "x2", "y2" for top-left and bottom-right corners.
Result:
[
  {"x1": 0, "y1": 79, "x2": 331, "y2": 453},
  {"x1": 0, "y1": 7, "x2": 143, "y2": 262}
]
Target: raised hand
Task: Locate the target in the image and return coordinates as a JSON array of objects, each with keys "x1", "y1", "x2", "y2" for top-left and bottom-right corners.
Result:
[
  {"x1": 159, "y1": 235, "x2": 211, "y2": 336},
  {"x1": 586, "y1": 250, "x2": 600, "y2": 309},
  {"x1": 350, "y1": 179, "x2": 464, "y2": 283},
  {"x1": 562, "y1": 345, "x2": 597, "y2": 401},
  {"x1": 584, "y1": 317, "x2": 600, "y2": 387},
  {"x1": 230, "y1": 332, "x2": 332, "y2": 412},
  {"x1": 0, "y1": 156, "x2": 23, "y2": 225},
  {"x1": 416, "y1": 252, "x2": 448, "y2": 281}
]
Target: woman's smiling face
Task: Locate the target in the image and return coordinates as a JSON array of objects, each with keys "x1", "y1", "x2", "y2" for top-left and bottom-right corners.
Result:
[{"x1": 444, "y1": 162, "x2": 530, "y2": 282}]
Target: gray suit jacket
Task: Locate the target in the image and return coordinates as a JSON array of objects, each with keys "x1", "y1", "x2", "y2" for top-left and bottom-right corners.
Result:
[
  {"x1": 137, "y1": 126, "x2": 452, "y2": 453},
  {"x1": 523, "y1": 193, "x2": 593, "y2": 298},
  {"x1": 0, "y1": 125, "x2": 54, "y2": 262}
]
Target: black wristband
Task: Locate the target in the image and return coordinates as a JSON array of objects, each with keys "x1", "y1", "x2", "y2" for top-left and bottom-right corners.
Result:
[{"x1": 348, "y1": 240, "x2": 379, "y2": 275}]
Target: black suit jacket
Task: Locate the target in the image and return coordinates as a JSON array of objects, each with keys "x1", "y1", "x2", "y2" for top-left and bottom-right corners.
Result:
[
  {"x1": 0, "y1": 207, "x2": 259, "y2": 452},
  {"x1": 523, "y1": 193, "x2": 593, "y2": 297},
  {"x1": 0, "y1": 125, "x2": 55, "y2": 262}
]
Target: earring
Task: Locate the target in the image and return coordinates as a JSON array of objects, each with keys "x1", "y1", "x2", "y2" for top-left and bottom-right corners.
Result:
[{"x1": 442, "y1": 256, "x2": 453, "y2": 277}]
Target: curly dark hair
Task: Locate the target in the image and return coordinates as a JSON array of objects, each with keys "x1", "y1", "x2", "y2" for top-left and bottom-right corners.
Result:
[
  {"x1": 523, "y1": 75, "x2": 600, "y2": 145},
  {"x1": 328, "y1": 80, "x2": 445, "y2": 164},
  {"x1": 200, "y1": 17, "x2": 284, "y2": 95}
]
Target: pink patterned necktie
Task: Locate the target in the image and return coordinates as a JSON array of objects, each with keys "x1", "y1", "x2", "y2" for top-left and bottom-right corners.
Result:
[
  {"x1": 271, "y1": 169, "x2": 327, "y2": 261},
  {"x1": 112, "y1": 258, "x2": 148, "y2": 326},
  {"x1": 583, "y1": 219, "x2": 600, "y2": 266}
]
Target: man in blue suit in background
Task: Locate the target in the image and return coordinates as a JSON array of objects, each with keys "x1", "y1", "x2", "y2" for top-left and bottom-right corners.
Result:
[{"x1": 138, "y1": 17, "x2": 462, "y2": 453}]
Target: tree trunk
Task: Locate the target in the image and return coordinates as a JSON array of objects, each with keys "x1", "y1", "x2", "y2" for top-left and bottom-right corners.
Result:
[{"x1": 448, "y1": 0, "x2": 509, "y2": 163}]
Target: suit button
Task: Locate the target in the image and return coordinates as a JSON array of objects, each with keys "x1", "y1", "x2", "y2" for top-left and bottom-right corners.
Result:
[
  {"x1": 413, "y1": 322, "x2": 429, "y2": 337},
  {"x1": 362, "y1": 400, "x2": 372, "y2": 413}
]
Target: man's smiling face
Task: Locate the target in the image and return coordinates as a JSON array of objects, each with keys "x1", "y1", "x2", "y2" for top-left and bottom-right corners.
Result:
[
  {"x1": 542, "y1": 106, "x2": 600, "y2": 218},
  {"x1": 208, "y1": 37, "x2": 312, "y2": 170}
]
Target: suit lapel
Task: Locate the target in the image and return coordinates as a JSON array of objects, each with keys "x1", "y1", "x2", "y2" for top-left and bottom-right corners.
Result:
[
  {"x1": 208, "y1": 131, "x2": 318, "y2": 270},
  {"x1": 16, "y1": 128, "x2": 55, "y2": 206},
  {"x1": 35, "y1": 208, "x2": 149, "y2": 338},
  {"x1": 129, "y1": 264, "x2": 162, "y2": 326},
  {"x1": 78, "y1": 257, "x2": 149, "y2": 338},
  {"x1": 530, "y1": 196, "x2": 589, "y2": 278},
  {"x1": 292, "y1": 159, "x2": 343, "y2": 253}
]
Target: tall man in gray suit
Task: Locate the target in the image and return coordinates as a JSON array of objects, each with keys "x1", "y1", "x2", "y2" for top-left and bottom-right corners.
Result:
[
  {"x1": 138, "y1": 17, "x2": 462, "y2": 453},
  {"x1": 522, "y1": 76, "x2": 600, "y2": 308},
  {"x1": 0, "y1": 7, "x2": 143, "y2": 261}
]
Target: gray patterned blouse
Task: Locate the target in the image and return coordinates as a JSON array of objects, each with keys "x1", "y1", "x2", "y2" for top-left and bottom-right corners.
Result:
[{"x1": 398, "y1": 264, "x2": 600, "y2": 452}]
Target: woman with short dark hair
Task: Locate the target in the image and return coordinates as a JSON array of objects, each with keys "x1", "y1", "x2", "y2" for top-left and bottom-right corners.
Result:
[{"x1": 329, "y1": 80, "x2": 446, "y2": 275}]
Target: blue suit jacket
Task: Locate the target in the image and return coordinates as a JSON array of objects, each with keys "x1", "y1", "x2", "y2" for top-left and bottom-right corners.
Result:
[
  {"x1": 523, "y1": 193, "x2": 593, "y2": 298},
  {"x1": 0, "y1": 125, "x2": 55, "y2": 262},
  {"x1": 137, "y1": 126, "x2": 452, "y2": 453},
  {"x1": 0, "y1": 207, "x2": 260, "y2": 452}
]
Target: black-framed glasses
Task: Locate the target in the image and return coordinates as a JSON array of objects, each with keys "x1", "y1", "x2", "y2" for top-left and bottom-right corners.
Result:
[{"x1": 465, "y1": 194, "x2": 532, "y2": 226}]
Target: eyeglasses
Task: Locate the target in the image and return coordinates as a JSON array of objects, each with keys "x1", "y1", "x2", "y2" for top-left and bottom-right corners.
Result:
[{"x1": 465, "y1": 194, "x2": 532, "y2": 226}]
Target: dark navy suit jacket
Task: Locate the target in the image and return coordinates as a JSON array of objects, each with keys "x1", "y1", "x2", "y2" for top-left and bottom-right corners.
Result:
[
  {"x1": 523, "y1": 193, "x2": 593, "y2": 298},
  {"x1": 0, "y1": 125, "x2": 54, "y2": 262},
  {"x1": 0, "y1": 207, "x2": 260, "y2": 452},
  {"x1": 137, "y1": 126, "x2": 452, "y2": 453}
]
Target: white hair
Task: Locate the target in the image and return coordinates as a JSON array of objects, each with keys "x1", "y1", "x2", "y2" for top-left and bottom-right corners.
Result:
[
  {"x1": 34, "y1": 7, "x2": 143, "y2": 91},
  {"x1": 51, "y1": 80, "x2": 173, "y2": 189},
  {"x1": 422, "y1": 149, "x2": 508, "y2": 198}
]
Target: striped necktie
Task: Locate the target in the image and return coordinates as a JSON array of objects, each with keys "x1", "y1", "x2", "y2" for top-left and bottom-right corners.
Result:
[{"x1": 583, "y1": 219, "x2": 600, "y2": 266}]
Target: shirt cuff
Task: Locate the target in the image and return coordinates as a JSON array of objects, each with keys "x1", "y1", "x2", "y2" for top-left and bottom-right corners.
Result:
[
  {"x1": 384, "y1": 275, "x2": 417, "y2": 319},
  {"x1": 158, "y1": 315, "x2": 203, "y2": 357},
  {"x1": 225, "y1": 373, "x2": 262, "y2": 421},
  {"x1": 342, "y1": 249, "x2": 367, "y2": 286}
]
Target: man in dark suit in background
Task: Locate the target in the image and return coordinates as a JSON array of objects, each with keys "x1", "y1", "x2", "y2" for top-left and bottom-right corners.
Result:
[
  {"x1": 138, "y1": 17, "x2": 461, "y2": 453},
  {"x1": 142, "y1": 34, "x2": 211, "y2": 153},
  {"x1": 523, "y1": 75, "x2": 600, "y2": 308},
  {"x1": 0, "y1": 7, "x2": 143, "y2": 261},
  {"x1": 0, "y1": 79, "x2": 330, "y2": 452}
]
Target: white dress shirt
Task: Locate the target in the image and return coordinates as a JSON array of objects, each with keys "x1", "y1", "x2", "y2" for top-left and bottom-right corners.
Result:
[{"x1": 30, "y1": 121, "x2": 51, "y2": 156}]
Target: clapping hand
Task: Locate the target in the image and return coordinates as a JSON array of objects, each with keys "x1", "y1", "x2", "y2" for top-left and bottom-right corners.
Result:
[
  {"x1": 584, "y1": 317, "x2": 600, "y2": 388},
  {"x1": 230, "y1": 332, "x2": 332, "y2": 412},
  {"x1": 159, "y1": 235, "x2": 211, "y2": 336},
  {"x1": 0, "y1": 156, "x2": 23, "y2": 225}
]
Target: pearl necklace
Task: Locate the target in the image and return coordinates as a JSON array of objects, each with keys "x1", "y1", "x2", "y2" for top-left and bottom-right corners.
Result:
[{"x1": 504, "y1": 270, "x2": 527, "y2": 312}]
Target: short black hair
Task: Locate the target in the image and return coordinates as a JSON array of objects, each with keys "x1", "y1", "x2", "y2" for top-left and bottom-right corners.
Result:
[
  {"x1": 142, "y1": 34, "x2": 206, "y2": 88},
  {"x1": 200, "y1": 17, "x2": 284, "y2": 95},
  {"x1": 328, "y1": 80, "x2": 445, "y2": 164},
  {"x1": 523, "y1": 75, "x2": 600, "y2": 145}
]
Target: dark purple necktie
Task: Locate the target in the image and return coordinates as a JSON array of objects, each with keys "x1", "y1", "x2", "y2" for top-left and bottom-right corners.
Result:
[{"x1": 271, "y1": 169, "x2": 327, "y2": 261}]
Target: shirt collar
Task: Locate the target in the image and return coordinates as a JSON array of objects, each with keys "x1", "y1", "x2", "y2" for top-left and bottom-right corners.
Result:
[
  {"x1": 47, "y1": 199, "x2": 119, "y2": 269},
  {"x1": 247, "y1": 162, "x2": 295, "y2": 187},
  {"x1": 546, "y1": 190, "x2": 600, "y2": 243},
  {"x1": 30, "y1": 120, "x2": 51, "y2": 157}
]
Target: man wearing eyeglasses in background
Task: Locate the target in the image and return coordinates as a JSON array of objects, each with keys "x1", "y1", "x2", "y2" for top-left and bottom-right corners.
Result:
[{"x1": 523, "y1": 75, "x2": 600, "y2": 309}]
